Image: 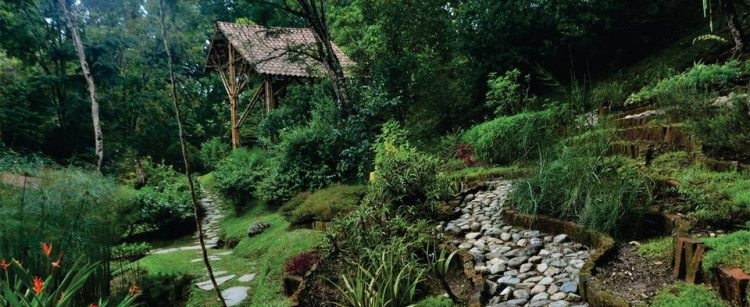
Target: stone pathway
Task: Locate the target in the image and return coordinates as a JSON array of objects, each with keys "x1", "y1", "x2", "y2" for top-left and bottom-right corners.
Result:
[
  {"x1": 151, "y1": 189, "x2": 223, "y2": 254},
  {"x1": 147, "y1": 189, "x2": 257, "y2": 305},
  {"x1": 438, "y1": 181, "x2": 592, "y2": 307}
]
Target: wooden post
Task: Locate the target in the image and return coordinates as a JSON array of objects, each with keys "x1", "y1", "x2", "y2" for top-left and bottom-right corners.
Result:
[
  {"x1": 228, "y1": 44, "x2": 240, "y2": 148},
  {"x1": 264, "y1": 77, "x2": 275, "y2": 114}
]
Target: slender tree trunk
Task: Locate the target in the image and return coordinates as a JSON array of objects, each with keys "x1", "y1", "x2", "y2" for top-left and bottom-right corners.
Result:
[
  {"x1": 721, "y1": 0, "x2": 747, "y2": 56},
  {"x1": 158, "y1": 2, "x2": 228, "y2": 306},
  {"x1": 57, "y1": 0, "x2": 104, "y2": 172},
  {"x1": 296, "y1": 0, "x2": 352, "y2": 117}
]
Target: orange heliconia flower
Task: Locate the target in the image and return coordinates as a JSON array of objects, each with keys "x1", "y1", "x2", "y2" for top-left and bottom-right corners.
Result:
[
  {"x1": 128, "y1": 282, "x2": 142, "y2": 296},
  {"x1": 42, "y1": 242, "x2": 52, "y2": 258},
  {"x1": 0, "y1": 259, "x2": 8, "y2": 271},
  {"x1": 32, "y1": 276, "x2": 44, "y2": 295}
]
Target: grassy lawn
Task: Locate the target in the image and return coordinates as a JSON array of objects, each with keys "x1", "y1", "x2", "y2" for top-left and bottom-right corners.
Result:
[{"x1": 136, "y1": 201, "x2": 324, "y2": 306}]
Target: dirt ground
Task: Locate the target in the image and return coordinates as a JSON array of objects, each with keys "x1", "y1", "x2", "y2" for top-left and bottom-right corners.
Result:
[{"x1": 594, "y1": 243, "x2": 676, "y2": 305}]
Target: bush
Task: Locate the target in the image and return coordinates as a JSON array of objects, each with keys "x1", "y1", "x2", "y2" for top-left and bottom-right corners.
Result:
[
  {"x1": 511, "y1": 131, "x2": 653, "y2": 234},
  {"x1": 335, "y1": 248, "x2": 425, "y2": 307},
  {"x1": 651, "y1": 283, "x2": 727, "y2": 307},
  {"x1": 199, "y1": 137, "x2": 230, "y2": 171},
  {"x1": 132, "y1": 183, "x2": 194, "y2": 233},
  {"x1": 283, "y1": 184, "x2": 366, "y2": 225},
  {"x1": 461, "y1": 106, "x2": 570, "y2": 164},
  {"x1": 690, "y1": 94, "x2": 750, "y2": 155},
  {"x1": 485, "y1": 69, "x2": 535, "y2": 116},
  {"x1": 627, "y1": 60, "x2": 750, "y2": 105},
  {"x1": 702, "y1": 230, "x2": 750, "y2": 272},
  {"x1": 111, "y1": 242, "x2": 152, "y2": 260},
  {"x1": 284, "y1": 251, "x2": 320, "y2": 276},
  {"x1": 369, "y1": 122, "x2": 453, "y2": 215},
  {"x1": 212, "y1": 148, "x2": 268, "y2": 212},
  {"x1": 133, "y1": 273, "x2": 192, "y2": 307}
]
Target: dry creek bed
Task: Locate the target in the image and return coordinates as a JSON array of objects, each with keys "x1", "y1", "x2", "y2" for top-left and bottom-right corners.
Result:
[{"x1": 437, "y1": 180, "x2": 592, "y2": 307}]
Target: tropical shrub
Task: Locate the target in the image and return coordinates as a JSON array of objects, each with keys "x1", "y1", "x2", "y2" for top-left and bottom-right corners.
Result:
[
  {"x1": 284, "y1": 251, "x2": 320, "y2": 276},
  {"x1": 334, "y1": 249, "x2": 425, "y2": 307},
  {"x1": 0, "y1": 244, "x2": 138, "y2": 307},
  {"x1": 461, "y1": 106, "x2": 570, "y2": 164},
  {"x1": 283, "y1": 184, "x2": 366, "y2": 225},
  {"x1": 132, "y1": 182, "x2": 194, "y2": 233},
  {"x1": 199, "y1": 137, "x2": 230, "y2": 171},
  {"x1": 689, "y1": 94, "x2": 750, "y2": 155},
  {"x1": 485, "y1": 69, "x2": 535, "y2": 116},
  {"x1": 369, "y1": 122, "x2": 454, "y2": 215},
  {"x1": 212, "y1": 148, "x2": 268, "y2": 212}
]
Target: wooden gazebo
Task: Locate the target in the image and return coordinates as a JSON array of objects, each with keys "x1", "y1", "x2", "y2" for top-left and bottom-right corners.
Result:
[{"x1": 205, "y1": 22, "x2": 354, "y2": 148}]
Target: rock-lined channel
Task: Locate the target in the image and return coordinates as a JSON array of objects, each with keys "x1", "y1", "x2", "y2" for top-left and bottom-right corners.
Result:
[{"x1": 438, "y1": 181, "x2": 592, "y2": 307}]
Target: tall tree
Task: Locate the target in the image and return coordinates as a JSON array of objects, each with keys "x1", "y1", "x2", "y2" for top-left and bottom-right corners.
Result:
[
  {"x1": 158, "y1": 1, "x2": 228, "y2": 306},
  {"x1": 57, "y1": 0, "x2": 104, "y2": 171}
]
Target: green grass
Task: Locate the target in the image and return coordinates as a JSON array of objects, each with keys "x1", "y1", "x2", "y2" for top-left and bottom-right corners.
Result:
[
  {"x1": 674, "y1": 167, "x2": 750, "y2": 221},
  {"x1": 702, "y1": 230, "x2": 750, "y2": 273},
  {"x1": 651, "y1": 283, "x2": 727, "y2": 307},
  {"x1": 136, "y1": 205, "x2": 324, "y2": 306},
  {"x1": 414, "y1": 296, "x2": 454, "y2": 307},
  {"x1": 444, "y1": 164, "x2": 532, "y2": 182},
  {"x1": 278, "y1": 184, "x2": 366, "y2": 225},
  {"x1": 636, "y1": 236, "x2": 673, "y2": 259}
]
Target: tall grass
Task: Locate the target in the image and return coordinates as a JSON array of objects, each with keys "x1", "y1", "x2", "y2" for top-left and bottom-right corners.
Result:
[
  {"x1": 510, "y1": 128, "x2": 654, "y2": 234},
  {"x1": 0, "y1": 152, "x2": 129, "y2": 302}
]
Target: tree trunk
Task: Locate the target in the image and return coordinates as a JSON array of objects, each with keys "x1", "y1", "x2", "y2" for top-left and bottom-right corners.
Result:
[
  {"x1": 57, "y1": 0, "x2": 104, "y2": 172},
  {"x1": 158, "y1": 2, "x2": 228, "y2": 306},
  {"x1": 296, "y1": 0, "x2": 352, "y2": 117},
  {"x1": 721, "y1": 0, "x2": 747, "y2": 56}
]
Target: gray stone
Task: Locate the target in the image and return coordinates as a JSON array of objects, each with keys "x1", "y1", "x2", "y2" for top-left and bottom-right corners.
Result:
[
  {"x1": 220, "y1": 286, "x2": 249, "y2": 306},
  {"x1": 497, "y1": 276, "x2": 520, "y2": 286},
  {"x1": 196, "y1": 274, "x2": 236, "y2": 290},
  {"x1": 513, "y1": 289, "x2": 530, "y2": 299},
  {"x1": 507, "y1": 256, "x2": 528, "y2": 267},
  {"x1": 549, "y1": 301, "x2": 570, "y2": 307},
  {"x1": 530, "y1": 284, "x2": 546, "y2": 295},
  {"x1": 529, "y1": 300, "x2": 550, "y2": 307},
  {"x1": 466, "y1": 232, "x2": 482, "y2": 240},
  {"x1": 489, "y1": 262, "x2": 506, "y2": 274},
  {"x1": 506, "y1": 299, "x2": 529, "y2": 306},
  {"x1": 519, "y1": 263, "x2": 533, "y2": 273},
  {"x1": 246, "y1": 222, "x2": 271, "y2": 237},
  {"x1": 531, "y1": 292, "x2": 549, "y2": 301},
  {"x1": 560, "y1": 282, "x2": 578, "y2": 293},
  {"x1": 536, "y1": 263, "x2": 548, "y2": 273},
  {"x1": 547, "y1": 284, "x2": 559, "y2": 294},
  {"x1": 238, "y1": 273, "x2": 256, "y2": 282},
  {"x1": 551, "y1": 292, "x2": 568, "y2": 300},
  {"x1": 539, "y1": 276, "x2": 554, "y2": 285},
  {"x1": 500, "y1": 232, "x2": 512, "y2": 241}
]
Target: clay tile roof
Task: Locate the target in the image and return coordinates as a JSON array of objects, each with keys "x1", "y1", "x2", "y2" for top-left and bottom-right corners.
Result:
[{"x1": 207, "y1": 22, "x2": 354, "y2": 78}]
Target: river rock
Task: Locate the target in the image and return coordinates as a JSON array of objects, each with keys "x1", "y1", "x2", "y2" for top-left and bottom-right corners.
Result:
[{"x1": 246, "y1": 222, "x2": 270, "y2": 237}]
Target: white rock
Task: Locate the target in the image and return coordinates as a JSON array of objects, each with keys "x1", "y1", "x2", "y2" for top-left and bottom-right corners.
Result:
[{"x1": 220, "y1": 286, "x2": 249, "y2": 306}]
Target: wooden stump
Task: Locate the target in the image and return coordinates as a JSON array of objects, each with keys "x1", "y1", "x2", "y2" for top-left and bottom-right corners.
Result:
[
  {"x1": 672, "y1": 237, "x2": 706, "y2": 283},
  {"x1": 714, "y1": 267, "x2": 750, "y2": 306}
]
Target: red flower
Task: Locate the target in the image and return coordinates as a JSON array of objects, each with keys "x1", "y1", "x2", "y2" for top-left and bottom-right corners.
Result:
[
  {"x1": 42, "y1": 242, "x2": 52, "y2": 257},
  {"x1": 32, "y1": 276, "x2": 44, "y2": 295},
  {"x1": 88, "y1": 304, "x2": 99, "y2": 307}
]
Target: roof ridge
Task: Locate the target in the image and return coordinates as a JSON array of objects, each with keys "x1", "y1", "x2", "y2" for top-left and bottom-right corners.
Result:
[{"x1": 216, "y1": 21, "x2": 311, "y2": 32}]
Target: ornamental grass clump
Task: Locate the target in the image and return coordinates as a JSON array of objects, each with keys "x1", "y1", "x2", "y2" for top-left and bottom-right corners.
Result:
[{"x1": 0, "y1": 242, "x2": 138, "y2": 307}]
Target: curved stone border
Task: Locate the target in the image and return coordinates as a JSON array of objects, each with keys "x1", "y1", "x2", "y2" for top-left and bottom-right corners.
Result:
[{"x1": 502, "y1": 209, "x2": 627, "y2": 307}]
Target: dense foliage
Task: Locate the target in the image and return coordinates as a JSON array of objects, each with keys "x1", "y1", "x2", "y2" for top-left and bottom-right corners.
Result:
[
  {"x1": 462, "y1": 106, "x2": 570, "y2": 164},
  {"x1": 212, "y1": 148, "x2": 268, "y2": 212}
]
